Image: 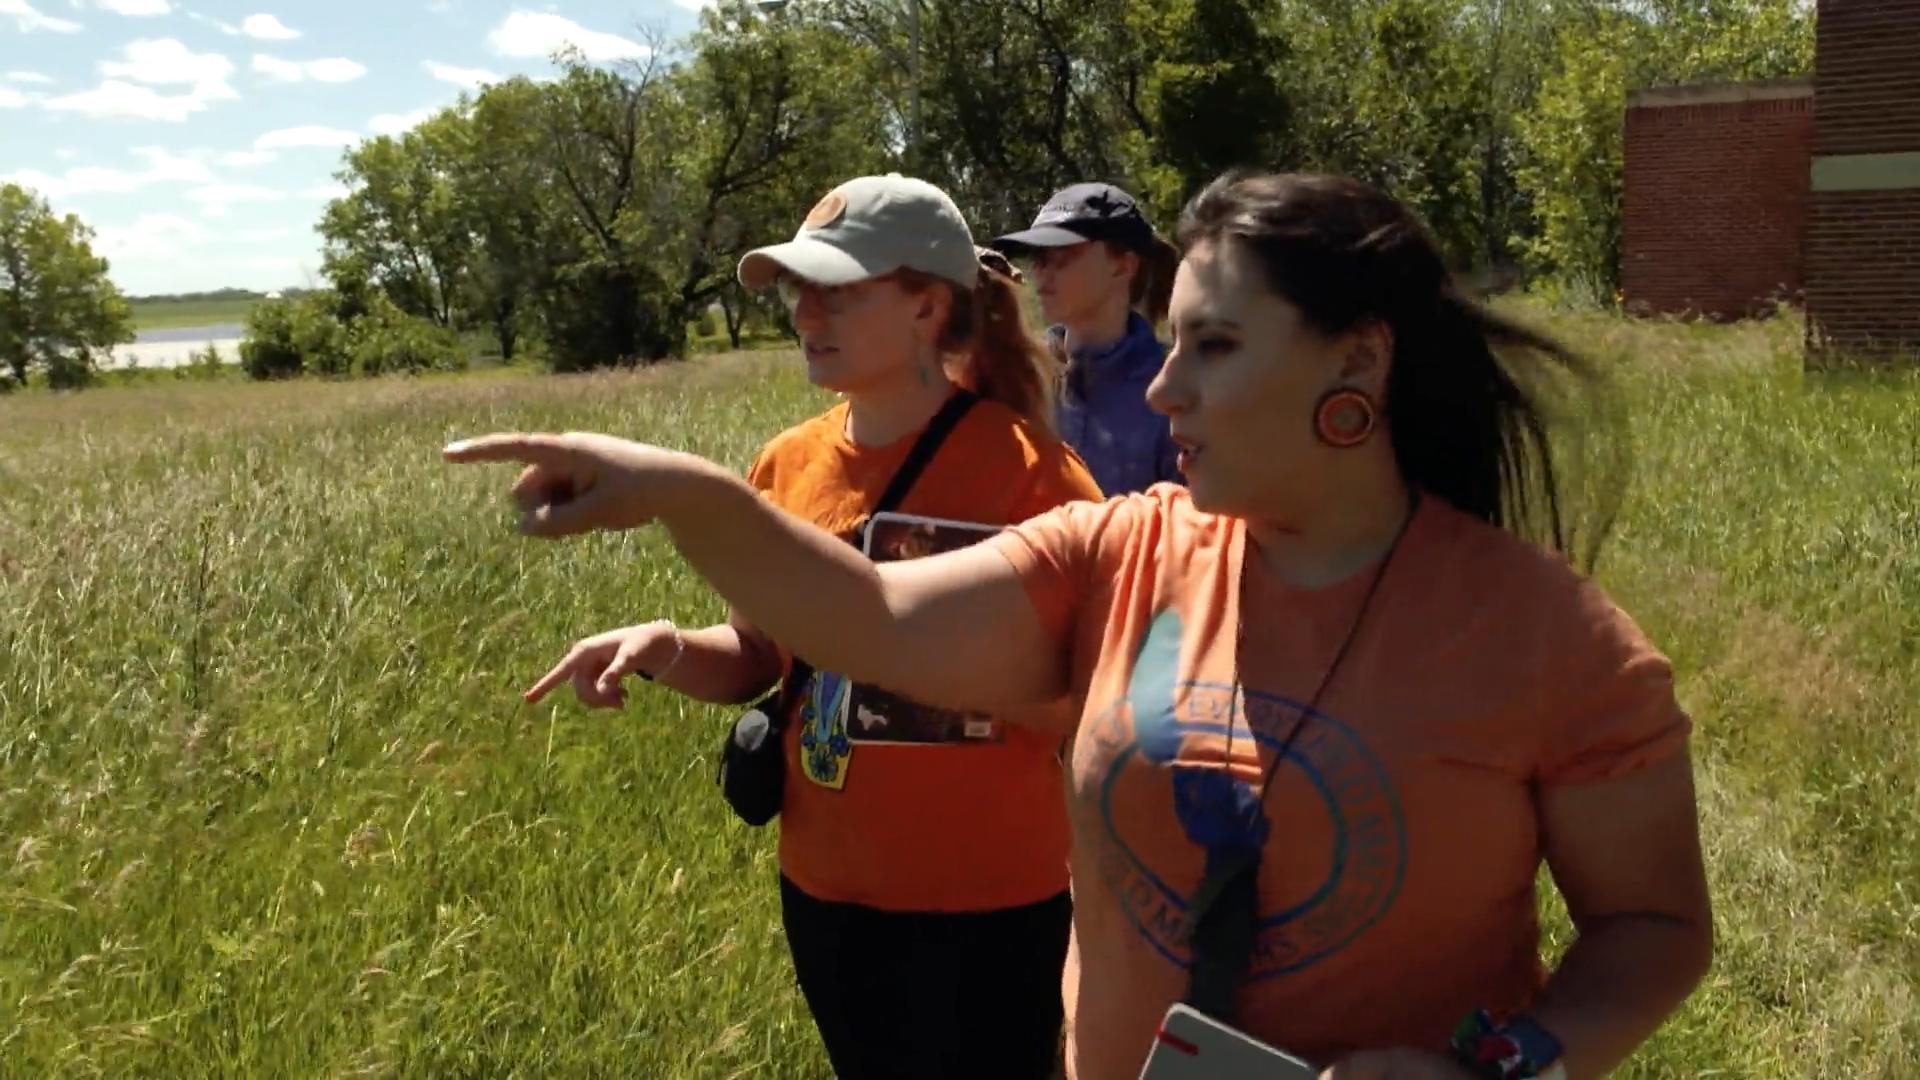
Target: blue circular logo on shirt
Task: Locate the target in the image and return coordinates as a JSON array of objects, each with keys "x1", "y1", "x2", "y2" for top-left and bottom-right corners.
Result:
[{"x1": 1076, "y1": 609, "x2": 1407, "y2": 980}]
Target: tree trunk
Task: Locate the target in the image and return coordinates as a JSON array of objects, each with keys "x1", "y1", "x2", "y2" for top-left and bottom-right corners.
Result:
[
  {"x1": 493, "y1": 294, "x2": 517, "y2": 361},
  {"x1": 720, "y1": 285, "x2": 746, "y2": 350}
]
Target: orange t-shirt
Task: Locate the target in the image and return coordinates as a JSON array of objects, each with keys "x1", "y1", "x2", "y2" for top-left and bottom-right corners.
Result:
[
  {"x1": 986, "y1": 485, "x2": 1691, "y2": 1079},
  {"x1": 746, "y1": 395, "x2": 1103, "y2": 913}
]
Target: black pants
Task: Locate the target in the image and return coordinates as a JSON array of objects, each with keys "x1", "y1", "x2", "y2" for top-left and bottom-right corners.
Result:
[{"x1": 779, "y1": 875, "x2": 1071, "y2": 1080}]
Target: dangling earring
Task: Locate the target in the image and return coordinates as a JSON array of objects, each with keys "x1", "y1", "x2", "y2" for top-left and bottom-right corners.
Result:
[{"x1": 1314, "y1": 388, "x2": 1377, "y2": 448}]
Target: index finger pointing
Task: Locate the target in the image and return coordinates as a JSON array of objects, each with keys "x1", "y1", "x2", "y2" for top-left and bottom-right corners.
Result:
[{"x1": 442, "y1": 432, "x2": 573, "y2": 466}]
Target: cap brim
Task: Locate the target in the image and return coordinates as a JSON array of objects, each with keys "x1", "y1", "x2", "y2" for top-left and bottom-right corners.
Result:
[
  {"x1": 985, "y1": 225, "x2": 1095, "y2": 253},
  {"x1": 737, "y1": 237, "x2": 895, "y2": 291}
]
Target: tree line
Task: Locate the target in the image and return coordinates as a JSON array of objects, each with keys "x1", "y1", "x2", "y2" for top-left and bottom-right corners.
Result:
[{"x1": 2, "y1": 0, "x2": 1812, "y2": 388}]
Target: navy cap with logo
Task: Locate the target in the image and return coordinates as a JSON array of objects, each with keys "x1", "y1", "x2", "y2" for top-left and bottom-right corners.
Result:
[{"x1": 988, "y1": 182, "x2": 1157, "y2": 256}]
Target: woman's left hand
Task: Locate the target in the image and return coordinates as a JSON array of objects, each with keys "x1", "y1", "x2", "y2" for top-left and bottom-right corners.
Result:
[{"x1": 1317, "y1": 1048, "x2": 1477, "y2": 1080}]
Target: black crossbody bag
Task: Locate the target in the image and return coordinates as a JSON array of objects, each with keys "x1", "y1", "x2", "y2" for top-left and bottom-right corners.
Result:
[{"x1": 716, "y1": 390, "x2": 979, "y2": 826}]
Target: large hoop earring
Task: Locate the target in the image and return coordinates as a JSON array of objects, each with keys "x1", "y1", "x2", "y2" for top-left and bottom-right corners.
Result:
[{"x1": 1314, "y1": 389, "x2": 1378, "y2": 448}]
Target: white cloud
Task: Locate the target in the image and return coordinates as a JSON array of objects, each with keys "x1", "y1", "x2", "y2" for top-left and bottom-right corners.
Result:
[
  {"x1": 0, "y1": 86, "x2": 28, "y2": 108},
  {"x1": 0, "y1": 147, "x2": 215, "y2": 199},
  {"x1": 299, "y1": 182, "x2": 348, "y2": 200},
  {"x1": 250, "y1": 54, "x2": 300, "y2": 80},
  {"x1": 240, "y1": 12, "x2": 296, "y2": 38},
  {"x1": 103, "y1": 39, "x2": 235, "y2": 88},
  {"x1": 94, "y1": 213, "x2": 208, "y2": 262},
  {"x1": 254, "y1": 125, "x2": 358, "y2": 149},
  {"x1": 96, "y1": 0, "x2": 172, "y2": 15},
  {"x1": 304, "y1": 58, "x2": 365, "y2": 82},
  {"x1": 6, "y1": 71, "x2": 55, "y2": 84},
  {"x1": 186, "y1": 183, "x2": 284, "y2": 216},
  {"x1": 487, "y1": 11, "x2": 647, "y2": 62},
  {"x1": 673, "y1": 0, "x2": 710, "y2": 8},
  {"x1": 369, "y1": 108, "x2": 434, "y2": 136},
  {"x1": 0, "y1": 0, "x2": 82, "y2": 33},
  {"x1": 219, "y1": 148, "x2": 276, "y2": 167},
  {"x1": 234, "y1": 225, "x2": 302, "y2": 243},
  {"x1": 253, "y1": 54, "x2": 366, "y2": 83},
  {"x1": 45, "y1": 79, "x2": 225, "y2": 122},
  {"x1": 241, "y1": 253, "x2": 301, "y2": 272},
  {"x1": 47, "y1": 38, "x2": 237, "y2": 121},
  {"x1": 187, "y1": 10, "x2": 235, "y2": 32},
  {"x1": 130, "y1": 145, "x2": 217, "y2": 181},
  {"x1": 191, "y1": 11, "x2": 298, "y2": 38},
  {"x1": 424, "y1": 60, "x2": 497, "y2": 89}
]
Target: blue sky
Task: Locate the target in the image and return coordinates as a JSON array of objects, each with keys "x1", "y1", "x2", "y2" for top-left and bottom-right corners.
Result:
[{"x1": 1, "y1": 0, "x2": 712, "y2": 296}]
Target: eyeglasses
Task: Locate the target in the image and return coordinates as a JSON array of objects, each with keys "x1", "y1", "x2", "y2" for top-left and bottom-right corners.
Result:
[{"x1": 775, "y1": 273, "x2": 893, "y2": 316}]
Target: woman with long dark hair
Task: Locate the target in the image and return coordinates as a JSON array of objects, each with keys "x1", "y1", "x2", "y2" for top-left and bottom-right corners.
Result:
[{"x1": 449, "y1": 171, "x2": 1710, "y2": 1080}]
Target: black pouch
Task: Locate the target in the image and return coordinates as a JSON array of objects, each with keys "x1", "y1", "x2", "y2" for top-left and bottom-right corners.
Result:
[
  {"x1": 714, "y1": 391, "x2": 978, "y2": 827},
  {"x1": 716, "y1": 658, "x2": 808, "y2": 827}
]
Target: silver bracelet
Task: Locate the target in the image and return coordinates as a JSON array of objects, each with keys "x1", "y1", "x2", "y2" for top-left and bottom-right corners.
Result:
[{"x1": 638, "y1": 620, "x2": 686, "y2": 682}]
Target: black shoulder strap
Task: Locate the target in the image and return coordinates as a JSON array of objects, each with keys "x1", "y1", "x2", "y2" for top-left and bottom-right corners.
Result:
[
  {"x1": 774, "y1": 389, "x2": 978, "y2": 721},
  {"x1": 1183, "y1": 848, "x2": 1261, "y2": 1022},
  {"x1": 873, "y1": 389, "x2": 978, "y2": 517}
]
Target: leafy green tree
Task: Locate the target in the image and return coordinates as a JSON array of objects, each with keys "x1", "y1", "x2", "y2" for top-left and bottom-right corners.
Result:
[
  {"x1": 0, "y1": 183, "x2": 134, "y2": 390},
  {"x1": 662, "y1": 1, "x2": 891, "y2": 345},
  {"x1": 460, "y1": 78, "x2": 550, "y2": 362},
  {"x1": 319, "y1": 114, "x2": 475, "y2": 329},
  {"x1": 238, "y1": 293, "x2": 350, "y2": 379}
]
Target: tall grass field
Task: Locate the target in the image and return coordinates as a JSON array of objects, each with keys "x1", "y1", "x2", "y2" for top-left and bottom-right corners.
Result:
[{"x1": 2, "y1": 305, "x2": 1915, "y2": 1077}]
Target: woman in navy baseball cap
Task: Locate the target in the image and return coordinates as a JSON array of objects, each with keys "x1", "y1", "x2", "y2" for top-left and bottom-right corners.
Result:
[{"x1": 990, "y1": 182, "x2": 1184, "y2": 497}]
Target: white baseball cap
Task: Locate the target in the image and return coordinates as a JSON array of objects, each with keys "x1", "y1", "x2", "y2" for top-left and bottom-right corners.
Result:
[{"x1": 737, "y1": 174, "x2": 980, "y2": 293}]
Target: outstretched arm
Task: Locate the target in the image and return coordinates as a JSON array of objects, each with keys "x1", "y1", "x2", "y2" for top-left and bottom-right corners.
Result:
[{"x1": 445, "y1": 432, "x2": 1071, "y2": 713}]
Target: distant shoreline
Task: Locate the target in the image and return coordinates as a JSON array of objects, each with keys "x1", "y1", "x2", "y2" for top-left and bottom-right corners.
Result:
[{"x1": 109, "y1": 324, "x2": 244, "y2": 370}]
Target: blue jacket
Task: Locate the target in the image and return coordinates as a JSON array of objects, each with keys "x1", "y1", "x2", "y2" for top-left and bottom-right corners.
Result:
[{"x1": 1052, "y1": 313, "x2": 1182, "y2": 497}]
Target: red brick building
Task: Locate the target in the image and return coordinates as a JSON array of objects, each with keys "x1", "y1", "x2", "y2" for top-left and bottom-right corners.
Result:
[
  {"x1": 1806, "y1": 0, "x2": 1920, "y2": 360},
  {"x1": 1622, "y1": 80, "x2": 1813, "y2": 320},
  {"x1": 1620, "y1": 0, "x2": 1920, "y2": 360}
]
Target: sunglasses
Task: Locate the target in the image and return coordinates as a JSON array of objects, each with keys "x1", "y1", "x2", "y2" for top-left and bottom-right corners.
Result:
[{"x1": 775, "y1": 272, "x2": 898, "y2": 316}]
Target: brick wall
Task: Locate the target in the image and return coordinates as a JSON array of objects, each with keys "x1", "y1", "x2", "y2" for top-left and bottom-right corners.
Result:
[
  {"x1": 1813, "y1": 1, "x2": 1920, "y2": 157},
  {"x1": 1808, "y1": 0, "x2": 1920, "y2": 360},
  {"x1": 1807, "y1": 191, "x2": 1920, "y2": 356},
  {"x1": 1622, "y1": 81, "x2": 1812, "y2": 320}
]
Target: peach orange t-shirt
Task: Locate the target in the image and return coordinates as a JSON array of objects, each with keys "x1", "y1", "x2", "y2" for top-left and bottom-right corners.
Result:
[
  {"x1": 747, "y1": 394, "x2": 1102, "y2": 914},
  {"x1": 987, "y1": 485, "x2": 1691, "y2": 1079}
]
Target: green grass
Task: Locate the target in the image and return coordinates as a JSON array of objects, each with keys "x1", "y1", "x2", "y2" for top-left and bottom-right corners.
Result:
[
  {"x1": 128, "y1": 296, "x2": 261, "y2": 331},
  {"x1": 2, "y1": 306, "x2": 1916, "y2": 1077}
]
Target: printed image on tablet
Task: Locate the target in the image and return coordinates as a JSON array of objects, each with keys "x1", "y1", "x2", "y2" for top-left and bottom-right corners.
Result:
[
  {"x1": 849, "y1": 512, "x2": 1006, "y2": 746},
  {"x1": 864, "y1": 511, "x2": 1003, "y2": 562}
]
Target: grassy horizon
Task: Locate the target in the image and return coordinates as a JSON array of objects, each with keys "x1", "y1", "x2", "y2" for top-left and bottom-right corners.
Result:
[{"x1": 2, "y1": 304, "x2": 1916, "y2": 1076}]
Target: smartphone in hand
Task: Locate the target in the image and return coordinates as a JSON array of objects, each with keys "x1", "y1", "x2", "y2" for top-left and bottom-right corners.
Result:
[{"x1": 1138, "y1": 1003, "x2": 1318, "y2": 1080}]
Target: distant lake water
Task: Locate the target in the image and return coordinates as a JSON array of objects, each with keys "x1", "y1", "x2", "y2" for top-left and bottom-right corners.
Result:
[
  {"x1": 109, "y1": 323, "x2": 247, "y2": 370},
  {"x1": 135, "y1": 323, "x2": 247, "y2": 344}
]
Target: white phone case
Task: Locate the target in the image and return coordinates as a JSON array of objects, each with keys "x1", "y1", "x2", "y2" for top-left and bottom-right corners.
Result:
[{"x1": 1137, "y1": 1003, "x2": 1319, "y2": 1080}]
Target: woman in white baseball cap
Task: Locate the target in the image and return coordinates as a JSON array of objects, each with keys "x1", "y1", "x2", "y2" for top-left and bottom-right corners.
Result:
[{"x1": 516, "y1": 174, "x2": 1100, "y2": 1079}]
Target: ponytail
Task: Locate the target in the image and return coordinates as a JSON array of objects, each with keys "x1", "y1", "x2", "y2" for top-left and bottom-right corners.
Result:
[
  {"x1": 896, "y1": 263, "x2": 1058, "y2": 434},
  {"x1": 1125, "y1": 235, "x2": 1181, "y2": 327}
]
